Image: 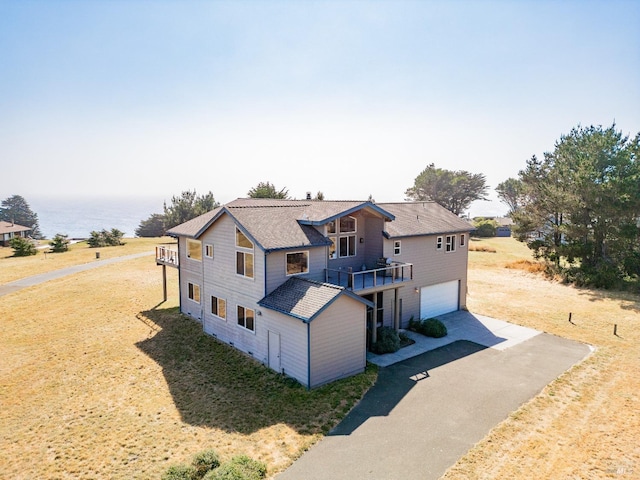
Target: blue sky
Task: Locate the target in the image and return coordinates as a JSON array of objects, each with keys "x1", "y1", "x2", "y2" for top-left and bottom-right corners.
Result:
[{"x1": 1, "y1": 0, "x2": 639, "y2": 216}]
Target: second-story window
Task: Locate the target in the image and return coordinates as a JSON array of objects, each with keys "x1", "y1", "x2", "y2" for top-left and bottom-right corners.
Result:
[
  {"x1": 446, "y1": 235, "x2": 456, "y2": 252},
  {"x1": 187, "y1": 239, "x2": 202, "y2": 261},
  {"x1": 329, "y1": 215, "x2": 357, "y2": 259},
  {"x1": 205, "y1": 244, "x2": 213, "y2": 258},
  {"x1": 286, "y1": 251, "x2": 309, "y2": 275},
  {"x1": 236, "y1": 228, "x2": 254, "y2": 278},
  {"x1": 394, "y1": 240, "x2": 401, "y2": 256}
]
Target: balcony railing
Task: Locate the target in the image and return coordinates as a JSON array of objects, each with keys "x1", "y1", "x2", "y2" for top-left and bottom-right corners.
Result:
[
  {"x1": 156, "y1": 246, "x2": 179, "y2": 267},
  {"x1": 325, "y1": 262, "x2": 413, "y2": 292}
]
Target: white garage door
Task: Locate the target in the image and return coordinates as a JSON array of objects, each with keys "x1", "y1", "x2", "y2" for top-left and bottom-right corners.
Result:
[{"x1": 420, "y1": 280, "x2": 460, "y2": 319}]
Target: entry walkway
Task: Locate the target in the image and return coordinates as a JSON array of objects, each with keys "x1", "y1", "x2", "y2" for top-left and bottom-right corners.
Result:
[
  {"x1": 368, "y1": 310, "x2": 542, "y2": 367},
  {"x1": 278, "y1": 313, "x2": 592, "y2": 480},
  {"x1": 0, "y1": 252, "x2": 152, "y2": 297}
]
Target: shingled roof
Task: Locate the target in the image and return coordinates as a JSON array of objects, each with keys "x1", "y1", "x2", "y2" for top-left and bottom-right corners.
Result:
[
  {"x1": 166, "y1": 198, "x2": 393, "y2": 251},
  {"x1": 379, "y1": 202, "x2": 473, "y2": 238},
  {"x1": 258, "y1": 277, "x2": 372, "y2": 323},
  {"x1": 0, "y1": 221, "x2": 31, "y2": 235},
  {"x1": 166, "y1": 198, "x2": 472, "y2": 249}
]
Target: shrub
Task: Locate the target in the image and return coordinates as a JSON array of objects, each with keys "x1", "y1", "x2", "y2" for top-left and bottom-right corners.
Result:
[
  {"x1": 204, "y1": 455, "x2": 267, "y2": 480},
  {"x1": 87, "y1": 228, "x2": 125, "y2": 248},
  {"x1": 192, "y1": 449, "x2": 220, "y2": 478},
  {"x1": 9, "y1": 236, "x2": 36, "y2": 256},
  {"x1": 371, "y1": 326, "x2": 400, "y2": 354},
  {"x1": 49, "y1": 233, "x2": 70, "y2": 253},
  {"x1": 162, "y1": 463, "x2": 197, "y2": 480},
  {"x1": 473, "y1": 218, "x2": 498, "y2": 237},
  {"x1": 420, "y1": 318, "x2": 448, "y2": 338}
]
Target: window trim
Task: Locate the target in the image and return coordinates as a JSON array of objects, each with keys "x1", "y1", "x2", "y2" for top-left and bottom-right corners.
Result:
[
  {"x1": 393, "y1": 240, "x2": 401, "y2": 256},
  {"x1": 436, "y1": 236, "x2": 443, "y2": 250},
  {"x1": 339, "y1": 215, "x2": 357, "y2": 233},
  {"x1": 186, "y1": 239, "x2": 202, "y2": 261},
  {"x1": 188, "y1": 282, "x2": 201, "y2": 303},
  {"x1": 204, "y1": 244, "x2": 214, "y2": 258},
  {"x1": 286, "y1": 250, "x2": 309, "y2": 276},
  {"x1": 237, "y1": 305, "x2": 256, "y2": 333},
  {"x1": 339, "y1": 234, "x2": 356, "y2": 258},
  {"x1": 460, "y1": 234, "x2": 466, "y2": 247},
  {"x1": 446, "y1": 235, "x2": 456, "y2": 253},
  {"x1": 211, "y1": 295, "x2": 226, "y2": 320},
  {"x1": 235, "y1": 227, "x2": 254, "y2": 279}
]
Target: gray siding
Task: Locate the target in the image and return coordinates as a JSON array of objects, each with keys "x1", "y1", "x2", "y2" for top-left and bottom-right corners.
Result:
[
  {"x1": 261, "y1": 313, "x2": 309, "y2": 385},
  {"x1": 187, "y1": 214, "x2": 268, "y2": 360},
  {"x1": 382, "y1": 233, "x2": 468, "y2": 327},
  {"x1": 265, "y1": 247, "x2": 327, "y2": 295},
  {"x1": 177, "y1": 236, "x2": 204, "y2": 320},
  {"x1": 309, "y1": 297, "x2": 367, "y2": 388}
]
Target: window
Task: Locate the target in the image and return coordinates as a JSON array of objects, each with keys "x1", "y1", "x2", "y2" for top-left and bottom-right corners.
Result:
[
  {"x1": 436, "y1": 236, "x2": 443, "y2": 250},
  {"x1": 211, "y1": 295, "x2": 226, "y2": 319},
  {"x1": 394, "y1": 240, "x2": 401, "y2": 256},
  {"x1": 236, "y1": 251, "x2": 254, "y2": 278},
  {"x1": 339, "y1": 216, "x2": 356, "y2": 233},
  {"x1": 187, "y1": 239, "x2": 202, "y2": 261},
  {"x1": 237, "y1": 305, "x2": 255, "y2": 332},
  {"x1": 205, "y1": 244, "x2": 213, "y2": 258},
  {"x1": 188, "y1": 282, "x2": 200, "y2": 303},
  {"x1": 236, "y1": 228, "x2": 253, "y2": 248},
  {"x1": 286, "y1": 251, "x2": 309, "y2": 275},
  {"x1": 235, "y1": 228, "x2": 254, "y2": 278},
  {"x1": 460, "y1": 234, "x2": 466, "y2": 247},
  {"x1": 446, "y1": 235, "x2": 456, "y2": 252},
  {"x1": 339, "y1": 235, "x2": 356, "y2": 257},
  {"x1": 328, "y1": 215, "x2": 357, "y2": 259},
  {"x1": 328, "y1": 237, "x2": 337, "y2": 259}
]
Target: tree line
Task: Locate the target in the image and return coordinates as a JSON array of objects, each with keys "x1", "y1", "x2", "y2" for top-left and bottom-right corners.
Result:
[{"x1": 4, "y1": 122, "x2": 638, "y2": 289}]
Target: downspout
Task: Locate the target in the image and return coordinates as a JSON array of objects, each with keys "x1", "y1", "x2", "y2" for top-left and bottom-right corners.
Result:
[{"x1": 307, "y1": 322, "x2": 311, "y2": 390}]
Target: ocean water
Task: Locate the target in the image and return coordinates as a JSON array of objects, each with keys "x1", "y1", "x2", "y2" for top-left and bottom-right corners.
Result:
[{"x1": 28, "y1": 196, "x2": 166, "y2": 239}]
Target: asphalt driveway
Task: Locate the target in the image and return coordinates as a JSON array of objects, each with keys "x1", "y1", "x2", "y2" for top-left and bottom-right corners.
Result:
[{"x1": 278, "y1": 318, "x2": 591, "y2": 479}]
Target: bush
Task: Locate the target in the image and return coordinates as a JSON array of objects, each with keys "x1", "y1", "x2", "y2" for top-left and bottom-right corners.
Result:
[
  {"x1": 9, "y1": 236, "x2": 36, "y2": 256},
  {"x1": 49, "y1": 233, "x2": 70, "y2": 253},
  {"x1": 371, "y1": 326, "x2": 400, "y2": 354},
  {"x1": 204, "y1": 455, "x2": 267, "y2": 480},
  {"x1": 162, "y1": 463, "x2": 196, "y2": 480},
  {"x1": 419, "y1": 318, "x2": 448, "y2": 338},
  {"x1": 192, "y1": 449, "x2": 221, "y2": 478},
  {"x1": 473, "y1": 218, "x2": 498, "y2": 237},
  {"x1": 87, "y1": 228, "x2": 125, "y2": 248}
]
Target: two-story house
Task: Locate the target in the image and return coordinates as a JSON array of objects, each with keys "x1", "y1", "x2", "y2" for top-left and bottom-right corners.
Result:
[{"x1": 160, "y1": 198, "x2": 471, "y2": 388}]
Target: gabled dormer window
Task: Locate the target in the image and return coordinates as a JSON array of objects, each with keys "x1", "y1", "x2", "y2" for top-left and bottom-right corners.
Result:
[{"x1": 236, "y1": 227, "x2": 254, "y2": 278}]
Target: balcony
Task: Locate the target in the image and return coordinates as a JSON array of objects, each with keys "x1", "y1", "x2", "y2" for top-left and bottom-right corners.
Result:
[
  {"x1": 156, "y1": 246, "x2": 179, "y2": 267},
  {"x1": 325, "y1": 261, "x2": 413, "y2": 293}
]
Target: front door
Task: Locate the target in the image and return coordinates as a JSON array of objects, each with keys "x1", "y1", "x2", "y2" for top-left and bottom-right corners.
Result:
[{"x1": 268, "y1": 331, "x2": 281, "y2": 372}]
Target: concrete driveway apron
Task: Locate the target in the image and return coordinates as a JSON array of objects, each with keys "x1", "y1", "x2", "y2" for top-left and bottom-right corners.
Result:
[{"x1": 278, "y1": 313, "x2": 592, "y2": 480}]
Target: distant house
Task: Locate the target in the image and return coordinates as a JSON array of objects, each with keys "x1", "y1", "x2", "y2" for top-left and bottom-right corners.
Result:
[
  {"x1": 0, "y1": 221, "x2": 31, "y2": 247},
  {"x1": 159, "y1": 198, "x2": 472, "y2": 388},
  {"x1": 495, "y1": 217, "x2": 513, "y2": 237}
]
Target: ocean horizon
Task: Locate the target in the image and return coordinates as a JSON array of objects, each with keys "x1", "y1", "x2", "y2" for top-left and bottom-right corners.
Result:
[{"x1": 28, "y1": 195, "x2": 167, "y2": 239}]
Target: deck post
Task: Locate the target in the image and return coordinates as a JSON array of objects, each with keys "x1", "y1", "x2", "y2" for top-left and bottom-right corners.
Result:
[
  {"x1": 394, "y1": 288, "x2": 400, "y2": 331},
  {"x1": 162, "y1": 264, "x2": 167, "y2": 302},
  {"x1": 371, "y1": 294, "x2": 378, "y2": 345}
]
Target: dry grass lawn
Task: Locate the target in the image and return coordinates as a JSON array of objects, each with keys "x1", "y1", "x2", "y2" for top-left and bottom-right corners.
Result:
[
  {"x1": 0, "y1": 239, "x2": 376, "y2": 479},
  {"x1": 443, "y1": 237, "x2": 640, "y2": 479},
  {"x1": 2, "y1": 236, "x2": 638, "y2": 479}
]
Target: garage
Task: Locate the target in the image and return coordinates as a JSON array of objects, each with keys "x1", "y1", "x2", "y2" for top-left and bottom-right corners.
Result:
[{"x1": 420, "y1": 280, "x2": 460, "y2": 319}]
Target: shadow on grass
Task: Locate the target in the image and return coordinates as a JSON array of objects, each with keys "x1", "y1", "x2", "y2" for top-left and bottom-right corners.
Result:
[
  {"x1": 331, "y1": 341, "x2": 487, "y2": 435},
  {"x1": 135, "y1": 307, "x2": 378, "y2": 435},
  {"x1": 576, "y1": 284, "x2": 640, "y2": 313}
]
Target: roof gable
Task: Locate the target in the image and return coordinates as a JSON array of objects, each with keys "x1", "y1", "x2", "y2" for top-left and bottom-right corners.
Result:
[{"x1": 258, "y1": 277, "x2": 372, "y2": 323}]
